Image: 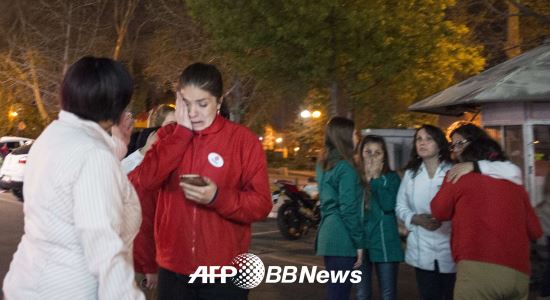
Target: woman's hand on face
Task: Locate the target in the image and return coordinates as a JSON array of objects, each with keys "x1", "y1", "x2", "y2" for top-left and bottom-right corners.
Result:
[
  {"x1": 364, "y1": 158, "x2": 382, "y2": 181},
  {"x1": 175, "y1": 91, "x2": 192, "y2": 129},
  {"x1": 179, "y1": 176, "x2": 218, "y2": 205},
  {"x1": 371, "y1": 159, "x2": 383, "y2": 179}
]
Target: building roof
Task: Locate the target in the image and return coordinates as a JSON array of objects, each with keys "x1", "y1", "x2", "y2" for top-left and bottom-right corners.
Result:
[{"x1": 409, "y1": 40, "x2": 550, "y2": 116}]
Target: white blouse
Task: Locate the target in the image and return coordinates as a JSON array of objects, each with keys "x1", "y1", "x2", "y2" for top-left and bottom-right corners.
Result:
[{"x1": 3, "y1": 111, "x2": 144, "y2": 300}]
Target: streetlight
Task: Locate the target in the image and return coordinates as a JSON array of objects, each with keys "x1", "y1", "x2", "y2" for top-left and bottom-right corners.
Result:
[
  {"x1": 8, "y1": 111, "x2": 18, "y2": 118},
  {"x1": 300, "y1": 109, "x2": 321, "y2": 119},
  {"x1": 275, "y1": 137, "x2": 283, "y2": 144},
  {"x1": 300, "y1": 110, "x2": 311, "y2": 119},
  {"x1": 311, "y1": 110, "x2": 321, "y2": 118}
]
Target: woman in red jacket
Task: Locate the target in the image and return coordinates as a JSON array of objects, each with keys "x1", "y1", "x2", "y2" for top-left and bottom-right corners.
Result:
[
  {"x1": 431, "y1": 136, "x2": 542, "y2": 300},
  {"x1": 129, "y1": 63, "x2": 272, "y2": 300}
]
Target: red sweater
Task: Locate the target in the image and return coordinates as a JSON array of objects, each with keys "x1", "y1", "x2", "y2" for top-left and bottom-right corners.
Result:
[
  {"x1": 128, "y1": 116, "x2": 272, "y2": 275},
  {"x1": 431, "y1": 173, "x2": 542, "y2": 275}
]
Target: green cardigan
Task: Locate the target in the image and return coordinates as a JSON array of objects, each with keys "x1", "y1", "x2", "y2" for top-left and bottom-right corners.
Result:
[
  {"x1": 315, "y1": 159, "x2": 364, "y2": 257},
  {"x1": 364, "y1": 171, "x2": 404, "y2": 262}
]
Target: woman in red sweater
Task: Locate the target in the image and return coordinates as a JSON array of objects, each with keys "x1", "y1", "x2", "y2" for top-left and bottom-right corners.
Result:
[
  {"x1": 129, "y1": 63, "x2": 272, "y2": 299},
  {"x1": 431, "y1": 136, "x2": 542, "y2": 300}
]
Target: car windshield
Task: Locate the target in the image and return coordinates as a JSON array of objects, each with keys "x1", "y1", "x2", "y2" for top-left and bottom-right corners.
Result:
[{"x1": 11, "y1": 144, "x2": 32, "y2": 155}]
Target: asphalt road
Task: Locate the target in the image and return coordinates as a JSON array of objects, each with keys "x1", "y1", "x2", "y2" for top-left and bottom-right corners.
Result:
[{"x1": 249, "y1": 219, "x2": 419, "y2": 300}]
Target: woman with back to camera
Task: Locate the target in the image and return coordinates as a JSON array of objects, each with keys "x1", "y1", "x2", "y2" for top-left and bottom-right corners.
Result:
[
  {"x1": 355, "y1": 135, "x2": 404, "y2": 300},
  {"x1": 128, "y1": 62, "x2": 272, "y2": 300},
  {"x1": 3, "y1": 56, "x2": 144, "y2": 300},
  {"x1": 445, "y1": 123, "x2": 522, "y2": 185},
  {"x1": 315, "y1": 116, "x2": 364, "y2": 300},
  {"x1": 431, "y1": 136, "x2": 542, "y2": 299}
]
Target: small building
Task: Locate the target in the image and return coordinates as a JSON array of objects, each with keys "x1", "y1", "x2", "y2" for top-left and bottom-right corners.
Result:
[{"x1": 409, "y1": 40, "x2": 550, "y2": 206}]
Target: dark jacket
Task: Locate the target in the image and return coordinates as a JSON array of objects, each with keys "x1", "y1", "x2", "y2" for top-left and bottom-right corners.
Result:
[
  {"x1": 315, "y1": 158, "x2": 364, "y2": 257},
  {"x1": 364, "y1": 171, "x2": 404, "y2": 262}
]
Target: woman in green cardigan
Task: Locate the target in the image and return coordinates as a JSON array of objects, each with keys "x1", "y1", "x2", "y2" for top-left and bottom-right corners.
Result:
[
  {"x1": 356, "y1": 135, "x2": 404, "y2": 300},
  {"x1": 315, "y1": 117, "x2": 364, "y2": 300}
]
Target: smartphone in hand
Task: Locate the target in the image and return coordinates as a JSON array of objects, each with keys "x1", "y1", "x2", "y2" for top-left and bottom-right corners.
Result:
[{"x1": 180, "y1": 174, "x2": 208, "y2": 186}]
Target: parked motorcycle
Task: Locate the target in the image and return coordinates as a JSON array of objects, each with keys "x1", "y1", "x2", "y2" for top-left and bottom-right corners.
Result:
[{"x1": 272, "y1": 180, "x2": 320, "y2": 240}]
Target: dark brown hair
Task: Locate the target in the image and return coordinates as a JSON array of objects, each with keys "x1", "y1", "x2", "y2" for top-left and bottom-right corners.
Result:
[
  {"x1": 404, "y1": 124, "x2": 451, "y2": 175},
  {"x1": 319, "y1": 117, "x2": 356, "y2": 171}
]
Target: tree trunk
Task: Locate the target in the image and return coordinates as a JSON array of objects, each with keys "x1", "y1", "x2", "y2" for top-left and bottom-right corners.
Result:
[
  {"x1": 62, "y1": 3, "x2": 72, "y2": 76},
  {"x1": 113, "y1": 0, "x2": 139, "y2": 60},
  {"x1": 27, "y1": 51, "x2": 50, "y2": 124},
  {"x1": 329, "y1": 80, "x2": 350, "y2": 118},
  {"x1": 505, "y1": 1, "x2": 521, "y2": 58}
]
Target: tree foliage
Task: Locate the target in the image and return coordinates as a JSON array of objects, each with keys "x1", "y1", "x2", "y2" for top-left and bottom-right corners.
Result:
[
  {"x1": 448, "y1": 0, "x2": 550, "y2": 67},
  {"x1": 185, "y1": 0, "x2": 485, "y2": 129}
]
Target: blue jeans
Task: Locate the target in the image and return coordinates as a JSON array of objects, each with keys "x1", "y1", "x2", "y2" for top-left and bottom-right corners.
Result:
[
  {"x1": 356, "y1": 257, "x2": 399, "y2": 300},
  {"x1": 324, "y1": 256, "x2": 356, "y2": 300}
]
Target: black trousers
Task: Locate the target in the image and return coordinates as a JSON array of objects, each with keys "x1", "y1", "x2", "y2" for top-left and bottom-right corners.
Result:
[
  {"x1": 157, "y1": 268, "x2": 249, "y2": 300},
  {"x1": 415, "y1": 260, "x2": 456, "y2": 300}
]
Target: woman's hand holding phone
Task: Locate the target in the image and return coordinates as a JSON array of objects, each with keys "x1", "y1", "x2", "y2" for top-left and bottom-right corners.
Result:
[{"x1": 179, "y1": 174, "x2": 218, "y2": 205}]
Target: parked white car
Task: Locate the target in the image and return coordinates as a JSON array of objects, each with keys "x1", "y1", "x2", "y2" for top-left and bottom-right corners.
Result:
[
  {"x1": 0, "y1": 136, "x2": 33, "y2": 155},
  {"x1": 0, "y1": 138, "x2": 33, "y2": 201}
]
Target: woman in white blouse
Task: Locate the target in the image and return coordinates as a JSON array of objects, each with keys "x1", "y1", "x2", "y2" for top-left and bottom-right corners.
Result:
[
  {"x1": 396, "y1": 125, "x2": 456, "y2": 300},
  {"x1": 2, "y1": 56, "x2": 144, "y2": 300}
]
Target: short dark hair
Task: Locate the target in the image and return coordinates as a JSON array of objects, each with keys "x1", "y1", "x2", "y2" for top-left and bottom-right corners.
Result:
[
  {"x1": 177, "y1": 63, "x2": 223, "y2": 99},
  {"x1": 460, "y1": 136, "x2": 507, "y2": 162},
  {"x1": 405, "y1": 124, "x2": 451, "y2": 175},
  {"x1": 61, "y1": 56, "x2": 133, "y2": 123}
]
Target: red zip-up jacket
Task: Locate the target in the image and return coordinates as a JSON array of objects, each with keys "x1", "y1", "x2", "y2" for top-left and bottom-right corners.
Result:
[
  {"x1": 128, "y1": 115, "x2": 272, "y2": 275},
  {"x1": 431, "y1": 173, "x2": 542, "y2": 275}
]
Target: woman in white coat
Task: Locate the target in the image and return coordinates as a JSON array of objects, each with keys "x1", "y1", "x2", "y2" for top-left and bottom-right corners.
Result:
[
  {"x1": 396, "y1": 125, "x2": 455, "y2": 300},
  {"x1": 2, "y1": 56, "x2": 144, "y2": 300}
]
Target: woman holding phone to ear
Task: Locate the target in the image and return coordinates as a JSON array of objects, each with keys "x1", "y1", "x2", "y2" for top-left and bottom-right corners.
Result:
[{"x1": 128, "y1": 63, "x2": 272, "y2": 300}]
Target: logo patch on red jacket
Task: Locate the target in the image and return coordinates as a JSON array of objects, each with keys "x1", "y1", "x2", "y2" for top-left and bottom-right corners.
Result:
[{"x1": 208, "y1": 152, "x2": 224, "y2": 168}]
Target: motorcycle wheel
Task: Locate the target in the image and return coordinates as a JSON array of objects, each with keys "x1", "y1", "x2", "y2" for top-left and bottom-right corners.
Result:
[{"x1": 277, "y1": 203, "x2": 303, "y2": 240}]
